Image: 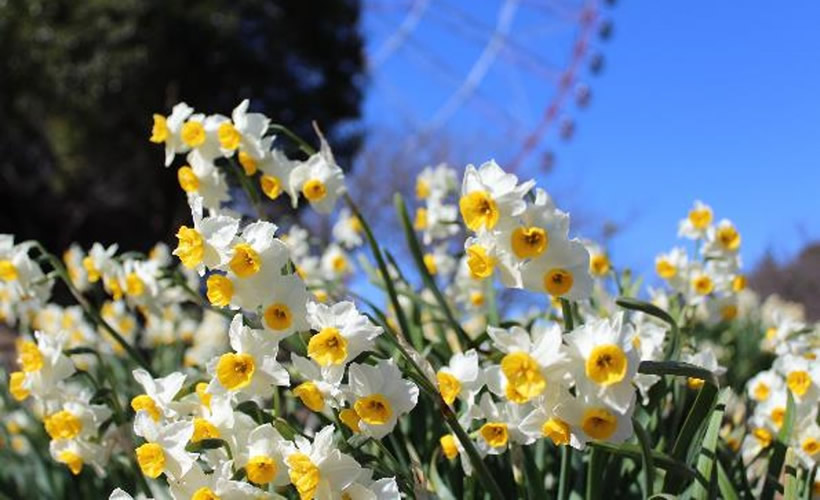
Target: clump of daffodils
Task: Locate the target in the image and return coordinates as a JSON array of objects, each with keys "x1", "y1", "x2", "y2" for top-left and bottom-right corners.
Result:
[{"x1": 1, "y1": 100, "x2": 818, "y2": 499}]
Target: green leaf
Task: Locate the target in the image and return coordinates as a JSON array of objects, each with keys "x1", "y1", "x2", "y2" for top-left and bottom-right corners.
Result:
[
  {"x1": 691, "y1": 389, "x2": 729, "y2": 500},
  {"x1": 633, "y1": 417, "x2": 657, "y2": 497},
  {"x1": 662, "y1": 381, "x2": 719, "y2": 493},
  {"x1": 616, "y1": 296, "x2": 680, "y2": 359},
  {"x1": 716, "y1": 460, "x2": 739, "y2": 500},
  {"x1": 783, "y1": 448, "x2": 799, "y2": 500},
  {"x1": 586, "y1": 446, "x2": 608, "y2": 500},
  {"x1": 639, "y1": 360, "x2": 720, "y2": 389},
  {"x1": 588, "y1": 442, "x2": 700, "y2": 484}
]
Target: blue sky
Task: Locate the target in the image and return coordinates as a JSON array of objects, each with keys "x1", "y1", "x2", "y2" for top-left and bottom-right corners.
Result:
[{"x1": 362, "y1": 2, "x2": 820, "y2": 276}]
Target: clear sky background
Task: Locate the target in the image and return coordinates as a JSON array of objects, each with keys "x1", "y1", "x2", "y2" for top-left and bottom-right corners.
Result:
[{"x1": 362, "y1": 2, "x2": 820, "y2": 276}]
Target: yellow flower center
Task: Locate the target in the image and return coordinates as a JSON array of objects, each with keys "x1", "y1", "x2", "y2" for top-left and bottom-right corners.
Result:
[
  {"x1": 581, "y1": 408, "x2": 618, "y2": 440},
  {"x1": 752, "y1": 427, "x2": 772, "y2": 448},
  {"x1": 260, "y1": 175, "x2": 282, "y2": 199},
  {"x1": 19, "y1": 341, "x2": 43, "y2": 373},
  {"x1": 717, "y1": 225, "x2": 741, "y2": 251},
  {"x1": 771, "y1": 407, "x2": 785, "y2": 428},
  {"x1": 786, "y1": 370, "x2": 812, "y2": 397},
  {"x1": 82, "y1": 256, "x2": 101, "y2": 282},
  {"x1": 9, "y1": 371, "x2": 28, "y2": 401},
  {"x1": 469, "y1": 291, "x2": 485, "y2": 306},
  {"x1": 413, "y1": 208, "x2": 428, "y2": 230},
  {"x1": 459, "y1": 191, "x2": 499, "y2": 231},
  {"x1": 287, "y1": 453, "x2": 320, "y2": 500},
  {"x1": 264, "y1": 303, "x2": 293, "y2": 331},
  {"x1": 656, "y1": 259, "x2": 677, "y2": 279},
  {"x1": 125, "y1": 272, "x2": 145, "y2": 297},
  {"x1": 293, "y1": 381, "x2": 325, "y2": 412},
  {"x1": 437, "y1": 371, "x2": 462, "y2": 405},
  {"x1": 466, "y1": 244, "x2": 495, "y2": 279},
  {"x1": 181, "y1": 121, "x2": 206, "y2": 148},
  {"x1": 136, "y1": 442, "x2": 165, "y2": 478},
  {"x1": 57, "y1": 451, "x2": 84, "y2": 475},
  {"x1": 752, "y1": 382, "x2": 770, "y2": 401},
  {"x1": 721, "y1": 304, "x2": 738, "y2": 321},
  {"x1": 150, "y1": 114, "x2": 169, "y2": 143},
  {"x1": 416, "y1": 179, "x2": 430, "y2": 199},
  {"x1": 239, "y1": 151, "x2": 258, "y2": 176},
  {"x1": 423, "y1": 254, "x2": 438, "y2": 275},
  {"x1": 177, "y1": 166, "x2": 200, "y2": 193},
  {"x1": 590, "y1": 254, "x2": 611, "y2": 276},
  {"x1": 544, "y1": 268, "x2": 574, "y2": 296},
  {"x1": 206, "y1": 274, "x2": 234, "y2": 307},
  {"x1": 174, "y1": 226, "x2": 204, "y2": 269},
  {"x1": 542, "y1": 417, "x2": 571, "y2": 446},
  {"x1": 192, "y1": 487, "x2": 220, "y2": 500},
  {"x1": 216, "y1": 353, "x2": 256, "y2": 390},
  {"x1": 196, "y1": 382, "x2": 212, "y2": 410},
  {"x1": 511, "y1": 226, "x2": 548, "y2": 259},
  {"x1": 217, "y1": 122, "x2": 241, "y2": 151},
  {"x1": 229, "y1": 243, "x2": 262, "y2": 278},
  {"x1": 501, "y1": 352, "x2": 546, "y2": 403},
  {"x1": 732, "y1": 274, "x2": 747, "y2": 291},
  {"x1": 349, "y1": 216, "x2": 363, "y2": 233},
  {"x1": 332, "y1": 255, "x2": 348, "y2": 273},
  {"x1": 688, "y1": 377, "x2": 705, "y2": 390},
  {"x1": 479, "y1": 422, "x2": 509, "y2": 448},
  {"x1": 339, "y1": 408, "x2": 361, "y2": 433},
  {"x1": 191, "y1": 417, "x2": 220, "y2": 442},
  {"x1": 692, "y1": 275, "x2": 714, "y2": 295},
  {"x1": 44, "y1": 410, "x2": 83, "y2": 440},
  {"x1": 440, "y1": 434, "x2": 459, "y2": 459},
  {"x1": 131, "y1": 394, "x2": 161, "y2": 421},
  {"x1": 688, "y1": 207, "x2": 712, "y2": 229},
  {"x1": 585, "y1": 344, "x2": 628, "y2": 386},
  {"x1": 307, "y1": 327, "x2": 348, "y2": 366},
  {"x1": 802, "y1": 437, "x2": 819, "y2": 456},
  {"x1": 302, "y1": 179, "x2": 327, "y2": 202},
  {"x1": 0, "y1": 260, "x2": 18, "y2": 282},
  {"x1": 355, "y1": 394, "x2": 393, "y2": 425},
  {"x1": 247, "y1": 455, "x2": 278, "y2": 485}
]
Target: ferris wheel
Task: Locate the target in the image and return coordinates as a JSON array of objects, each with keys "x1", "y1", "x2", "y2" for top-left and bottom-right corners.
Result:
[{"x1": 361, "y1": 0, "x2": 615, "y2": 173}]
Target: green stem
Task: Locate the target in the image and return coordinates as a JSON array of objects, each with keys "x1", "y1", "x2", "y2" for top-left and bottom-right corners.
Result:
[
  {"x1": 560, "y1": 298, "x2": 574, "y2": 332},
  {"x1": 268, "y1": 123, "x2": 317, "y2": 156},
  {"x1": 558, "y1": 446, "x2": 572, "y2": 500}
]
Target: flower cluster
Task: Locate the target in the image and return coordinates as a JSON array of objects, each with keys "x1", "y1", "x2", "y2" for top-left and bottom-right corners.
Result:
[{"x1": 1, "y1": 99, "x2": 818, "y2": 499}]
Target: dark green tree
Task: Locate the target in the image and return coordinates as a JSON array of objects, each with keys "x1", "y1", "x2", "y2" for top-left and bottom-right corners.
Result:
[{"x1": 0, "y1": 0, "x2": 364, "y2": 251}]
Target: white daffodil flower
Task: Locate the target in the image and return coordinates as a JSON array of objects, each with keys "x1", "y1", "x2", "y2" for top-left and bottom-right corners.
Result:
[
  {"x1": 564, "y1": 313, "x2": 639, "y2": 414},
  {"x1": 151, "y1": 102, "x2": 194, "y2": 166},
  {"x1": 519, "y1": 384, "x2": 584, "y2": 449},
  {"x1": 235, "y1": 423, "x2": 290, "y2": 488},
  {"x1": 290, "y1": 354, "x2": 345, "y2": 413},
  {"x1": 346, "y1": 359, "x2": 419, "y2": 439},
  {"x1": 520, "y1": 236, "x2": 593, "y2": 301},
  {"x1": 554, "y1": 390, "x2": 635, "y2": 447},
  {"x1": 11, "y1": 331, "x2": 75, "y2": 402},
  {"x1": 416, "y1": 163, "x2": 458, "y2": 201},
  {"x1": 207, "y1": 314, "x2": 289, "y2": 400},
  {"x1": 459, "y1": 160, "x2": 535, "y2": 233},
  {"x1": 289, "y1": 128, "x2": 346, "y2": 214},
  {"x1": 305, "y1": 301, "x2": 382, "y2": 380},
  {"x1": 133, "y1": 412, "x2": 196, "y2": 480},
  {"x1": 168, "y1": 461, "x2": 268, "y2": 500},
  {"x1": 281, "y1": 425, "x2": 364, "y2": 500},
  {"x1": 436, "y1": 349, "x2": 484, "y2": 407},
  {"x1": 130, "y1": 369, "x2": 187, "y2": 423},
  {"x1": 173, "y1": 195, "x2": 239, "y2": 275},
  {"x1": 475, "y1": 392, "x2": 534, "y2": 455},
  {"x1": 332, "y1": 208, "x2": 364, "y2": 249},
  {"x1": 677, "y1": 200, "x2": 713, "y2": 240},
  {"x1": 485, "y1": 323, "x2": 569, "y2": 404}
]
